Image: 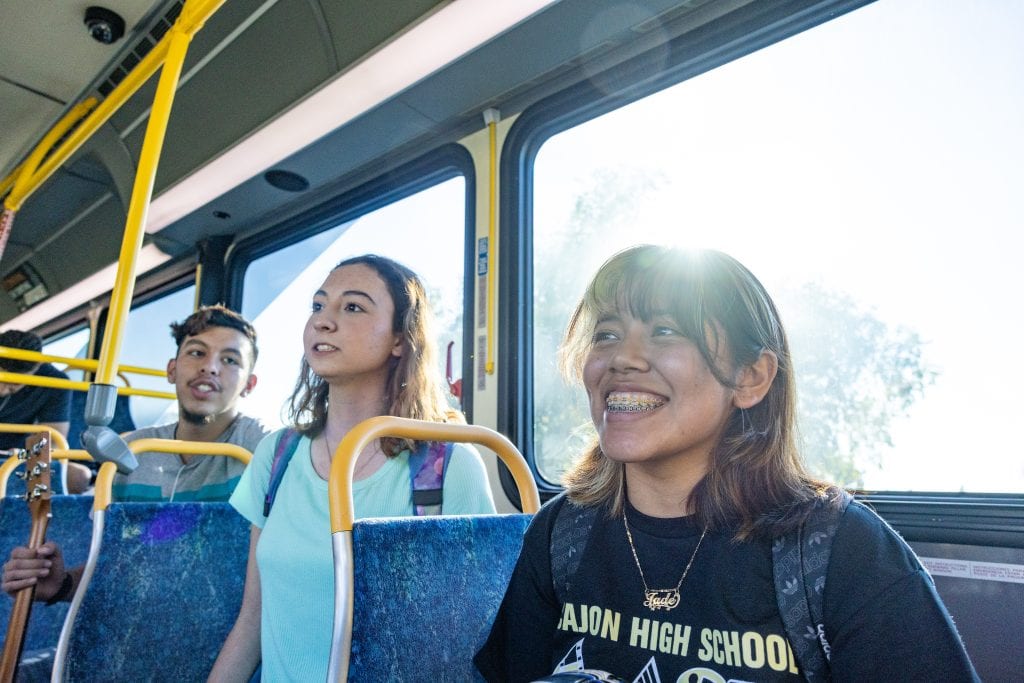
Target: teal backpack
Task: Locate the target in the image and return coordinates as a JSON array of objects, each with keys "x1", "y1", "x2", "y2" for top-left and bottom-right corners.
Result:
[
  {"x1": 261, "y1": 428, "x2": 452, "y2": 518},
  {"x1": 550, "y1": 491, "x2": 852, "y2": 682}
]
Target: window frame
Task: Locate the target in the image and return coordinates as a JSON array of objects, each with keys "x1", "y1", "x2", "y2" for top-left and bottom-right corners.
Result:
[
  {"x1": 496, "y1": 0, "x2": 1024, "y2": 536},
  {"x1": 226, "y1": 143, "x2": 478, "y2": 420}
]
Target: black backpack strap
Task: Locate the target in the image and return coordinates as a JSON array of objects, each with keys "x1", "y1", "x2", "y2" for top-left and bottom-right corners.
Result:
[
  {"x1": 773, "y1": 489, "x2": 853, "y2": 682},
  {"x1": 550, "y1": 498, "x2": 599, "y2": 604}
]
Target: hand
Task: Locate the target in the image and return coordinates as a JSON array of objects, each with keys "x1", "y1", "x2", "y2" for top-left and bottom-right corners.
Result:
[{"x1": 1, "y1": 542, "x2": 66, "y2": 602}]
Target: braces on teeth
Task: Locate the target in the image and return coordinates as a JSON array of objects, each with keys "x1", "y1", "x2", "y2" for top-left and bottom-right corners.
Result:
[{"x1": 607, "y1": 393, "x2": 664, "y2": 412}]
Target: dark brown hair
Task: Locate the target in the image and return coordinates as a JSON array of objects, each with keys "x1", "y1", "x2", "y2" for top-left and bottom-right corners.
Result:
[
  {"x1": 169, "y1": 305, "x2": 258, "y2": 365},
  {"x1": 0, "y1": 330, "x2": 43, "y2": 373}
]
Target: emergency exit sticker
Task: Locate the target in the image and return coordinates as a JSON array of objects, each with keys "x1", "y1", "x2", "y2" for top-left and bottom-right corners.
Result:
[
  {"x1": 477, "y1": 335, "x2": 487, "y2": 391},
  {"x1": 919, "y1": 557, "x2": 1024, "y2": 584}
]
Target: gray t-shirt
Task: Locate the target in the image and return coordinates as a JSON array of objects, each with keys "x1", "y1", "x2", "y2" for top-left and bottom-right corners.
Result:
[{"x1": 110, "y1": 415, "x2": 269, "y2": 502}]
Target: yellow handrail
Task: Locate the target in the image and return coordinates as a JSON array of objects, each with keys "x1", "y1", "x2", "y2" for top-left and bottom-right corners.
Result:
[
  {"x1": 328, "y1": 416, "x2": 540, "y2": 533},
  {"x1": 0, "y1": 371, "x2": 175, "y2": 400},
  {"x1": 0, "y1": 346, "x2": 166, "y2": 378},
  {"x1": 484, "y1": 110, "x2": 499, "y2": 375},
  {"x1": 0, "y1": 161, "x2": 23, "y2": 199},
  {"x1": 1, "y1": 99, "x2": 98, "y2": 212},
  {"x1": 0, "y1": 448, "x2": 91, "y2": 498},
  {"x1": 0, "y1": 425, "x2": 69, "y2": 450},
  {"x1": 1, "y1": 0, "x2": 228, "y2": 212},
  {"x1": 94, "y1": 10, "x2": 207, "y2": 385},
  {"x1": 91, "y1": 437, "x2": 252, "y2": 511},
  {"x1": 0, "y1": 0, "x2": 230, "y2": 410}
]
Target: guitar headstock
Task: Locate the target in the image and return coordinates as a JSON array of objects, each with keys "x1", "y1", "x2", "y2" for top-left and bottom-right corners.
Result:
[{"x1": 17, "y1": 432, "x2": 53, "y2": 516}]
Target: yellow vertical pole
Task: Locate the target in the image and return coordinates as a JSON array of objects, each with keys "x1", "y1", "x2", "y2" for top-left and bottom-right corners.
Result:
[
  {"x1": 483, "y1": 109, "x2": 500, "y2": 375},
  {"x1": 94, "y1": 26, "x2": 193, "y2": 384}
]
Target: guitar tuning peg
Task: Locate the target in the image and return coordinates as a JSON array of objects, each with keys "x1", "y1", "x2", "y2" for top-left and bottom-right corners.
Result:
[
  {"x1": 31, "y1": 438, "x2": 48, "y2": 454},
  {"x1": 14, "y1": 448, "x2": 28, "y2": 461},
  {"x1": 15, "y1": 469, "x2": 28, "y2": 480},
  {"x1": 29, "y1": 483, "x2": 49, "y2": 500}
]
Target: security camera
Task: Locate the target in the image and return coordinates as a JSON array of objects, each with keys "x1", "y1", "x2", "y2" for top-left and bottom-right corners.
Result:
[{"x1": 84, "y1": 6, "x2": 125, "y2": 45}]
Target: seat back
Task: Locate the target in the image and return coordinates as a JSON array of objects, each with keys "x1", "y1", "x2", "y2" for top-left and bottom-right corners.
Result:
[
  {"x1": 0, "y1": 495, "x2": 93, "y2": 652},
  {"x1": 60, "y1": 502, "x2": 249, "y2": 681},
  {"x1": 347, "y1": 514, "x2": 532, "y2": 681}
]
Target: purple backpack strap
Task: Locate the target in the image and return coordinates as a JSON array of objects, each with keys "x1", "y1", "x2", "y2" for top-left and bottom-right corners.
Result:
[
  {"x1": 263, "y1": 428, "x2": 302, "y2": 517},
  {"x1": 408, "y1": 441, "x2": 452, "y2": 516}
]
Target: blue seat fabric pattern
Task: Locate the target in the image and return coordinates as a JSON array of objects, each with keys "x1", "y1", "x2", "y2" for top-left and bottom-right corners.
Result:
[
  {"x1": 0, "y1": 495, "x2": 93, "y2": 652},
  {"x1": 63, "y1": 502, "x2": 249, "y2": 682},
  {"x1": 348, "y1": 514, "x2": 532, "y2": 682}
]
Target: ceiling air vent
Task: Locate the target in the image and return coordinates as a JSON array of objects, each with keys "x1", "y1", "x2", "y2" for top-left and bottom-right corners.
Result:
[{"x1": 97, "y1": 1, "x2": 184, "y2": 97}]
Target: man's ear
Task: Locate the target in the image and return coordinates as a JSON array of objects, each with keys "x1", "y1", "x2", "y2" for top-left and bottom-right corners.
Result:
[
  {"x1": 166, "y1": 358, "x2": 176, "y2": 384},
  {"x1": 240, "y1": 373, "x2": 257, "y2": 398},
  {"x1": 732, "y1": 350, "x2": 778, "y2": 409}
]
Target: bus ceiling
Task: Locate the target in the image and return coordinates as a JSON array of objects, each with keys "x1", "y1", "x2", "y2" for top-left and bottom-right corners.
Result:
[{"x1": 0, "y1": 0, "x2": 826, "y2": 329}]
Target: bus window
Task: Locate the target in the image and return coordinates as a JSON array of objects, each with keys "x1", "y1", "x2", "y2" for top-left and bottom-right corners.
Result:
[
  {"x1": 530, "y1": 0, "x2": 1023, "y2": 493},
  {"x1": 241, "y1": 177, "x2": 466, "y2": 429},
  {"x1": 42, "y1": 327, "x2": 91, "y2": 382},
  {"x1": 118, "y1": 285, "x2": 196, "y2": 428}
]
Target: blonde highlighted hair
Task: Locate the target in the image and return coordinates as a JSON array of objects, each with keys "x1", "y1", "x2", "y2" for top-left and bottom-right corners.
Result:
[{"x1": 560, "y1": 245, "x2": 837, "y2": 540}]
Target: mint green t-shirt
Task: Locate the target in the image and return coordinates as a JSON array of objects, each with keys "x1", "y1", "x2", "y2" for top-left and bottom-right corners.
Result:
[{"x1": 230, "y1": 428, "x2": 496, "y2": 682}]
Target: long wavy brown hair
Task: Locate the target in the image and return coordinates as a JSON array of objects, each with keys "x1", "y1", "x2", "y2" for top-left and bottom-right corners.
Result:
[
  {"x1": 287, "y1": 254, "x2": 457, "y2": 456},
  {"x1": 560, "y1": 245, "x2": 840, "y2": 540}
]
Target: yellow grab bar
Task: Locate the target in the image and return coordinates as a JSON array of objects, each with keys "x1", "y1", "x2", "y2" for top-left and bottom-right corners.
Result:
[
  {"x1": 0, "y1": 448, "x2": 91, "y2": 498},
  {"x1": 0, "y1": 425, "x2": 69, "y2": 450},
  {"x1": 2, "y1": 0, "x2": 229, "y2": 213},
  {"x1": 328, "y1": 416, "x2": 540, "y2": 533},
  {"x1": 0, "y1": 371, "x2": 175, "y2": 400},
  {"x1": 2, "y1": 99, "x2": 98, "y2": 212},
  {"x1": 326, "y1": 416, "x2": 538, "y2": 682},
  {"x1": 95, "y1": 23, "x2": 193, "y2": 385},
  {"x1": 92, "y1": 438, "x2": 252, "y2": 511},
  {"x1": 0, "y1": 346, "x2": 167, "y2": 378}
]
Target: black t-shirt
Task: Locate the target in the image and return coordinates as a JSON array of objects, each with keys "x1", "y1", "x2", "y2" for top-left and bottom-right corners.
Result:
[
  {"x1": 475, "y1": 494, "x2": 979, "y2": 683},
  {"x1": 0, "y1": 363, "x2": 72, "y2": 450}
]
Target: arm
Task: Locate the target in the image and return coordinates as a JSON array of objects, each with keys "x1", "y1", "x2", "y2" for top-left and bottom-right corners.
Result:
[
  {"x1": 40, "y1": 420, "x2": 69, "y2": 438},
  {"x1": 209, "y1": 525, "x2": 262, "y2": 682},
  {"x1": 825, "y1": 504, "x2": 980, "y2": 682}
]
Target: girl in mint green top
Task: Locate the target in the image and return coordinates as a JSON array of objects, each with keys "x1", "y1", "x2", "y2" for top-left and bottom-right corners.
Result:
[{"x1": 211, "y1": 255, "x2": 496, "y2": 682}]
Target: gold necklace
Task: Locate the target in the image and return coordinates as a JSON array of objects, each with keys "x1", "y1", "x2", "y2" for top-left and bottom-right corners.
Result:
[{"x1": 623, "y1": 507, "x2": 707, "y2": 611}]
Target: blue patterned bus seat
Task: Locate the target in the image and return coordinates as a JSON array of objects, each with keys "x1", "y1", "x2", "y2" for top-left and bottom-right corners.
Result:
[
  {"x1": 348, "y1": 514, "x2": 532, "y2": 681},
  {"x1": 61, "y1": 502, "x2": 249, "y2": 681}
]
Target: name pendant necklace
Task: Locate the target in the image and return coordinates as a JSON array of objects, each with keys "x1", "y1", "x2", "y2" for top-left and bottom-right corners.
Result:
[{"x1": 623, "y1": 507, "x2": 707, "y2": 611}]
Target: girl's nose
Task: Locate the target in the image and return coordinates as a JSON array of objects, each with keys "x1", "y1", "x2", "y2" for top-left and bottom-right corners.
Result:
[
  {"x1": 609, "y1": 327, "x2": 651, "y2": 373},
  {"x1": 313, "y1": 313, "x2": 335, "y2": 331}
]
